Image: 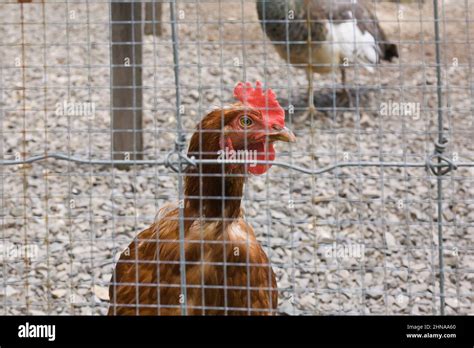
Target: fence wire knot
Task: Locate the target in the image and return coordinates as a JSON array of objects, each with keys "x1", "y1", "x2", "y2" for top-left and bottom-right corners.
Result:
[
  {"x1": 165, "y1": 135, "x2": 196, "y2": 173},
  {"x1": 175, "y1": 134, "x2": 187, "y2": 153},
  {"x1": 427, "y1": 137, "x2": 458, "y2": 177}
]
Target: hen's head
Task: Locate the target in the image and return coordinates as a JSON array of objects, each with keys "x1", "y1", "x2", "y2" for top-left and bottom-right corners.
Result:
[{"x1": 189, "y1": 81, "x2": 295, "y2": 176}]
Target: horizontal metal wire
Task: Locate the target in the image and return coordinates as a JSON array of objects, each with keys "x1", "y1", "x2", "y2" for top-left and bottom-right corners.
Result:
[{"x1": 1, "y1": 152, "x2": 473, "y2": 175}]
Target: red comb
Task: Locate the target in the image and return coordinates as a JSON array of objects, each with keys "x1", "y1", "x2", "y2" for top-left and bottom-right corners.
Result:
[{"x1": 233, "y1": 81, "x2": 285, "y2": 127}]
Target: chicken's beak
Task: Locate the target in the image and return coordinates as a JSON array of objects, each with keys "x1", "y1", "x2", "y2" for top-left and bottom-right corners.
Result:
[{"x1": 268, "y1": 126, "x2": 296, "y2": 143}]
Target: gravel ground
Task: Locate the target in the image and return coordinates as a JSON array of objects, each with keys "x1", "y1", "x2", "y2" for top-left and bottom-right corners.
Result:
[{"x1": 0, "y1": 0, "x2": 473, "y2": 315}]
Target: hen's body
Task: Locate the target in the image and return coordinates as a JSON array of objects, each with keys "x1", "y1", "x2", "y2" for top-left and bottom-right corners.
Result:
[
  {"x1": 108, "y1": 202, "x2": 277, "y2": 315},
  {"x1": 257, "y1": 0, "x2": 398, "y2": 110}
]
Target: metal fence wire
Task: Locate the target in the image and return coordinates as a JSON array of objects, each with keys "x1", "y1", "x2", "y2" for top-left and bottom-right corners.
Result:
[{"x1": 0, "y1": 0, "x2": 473, "y2": 315}]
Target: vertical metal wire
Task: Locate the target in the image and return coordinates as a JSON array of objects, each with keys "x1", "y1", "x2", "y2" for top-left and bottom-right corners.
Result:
[
  {"x1": 41, "y1": 0, "x2": 52, "y2": 315},
  {"x1": 395, "y1": 0, "x2": 411, "y2": 315},
  {"x1": 19, "y1": 1, "x2": 30, "y2": 314},
  {"x1": 64, "y1": 0, "x2": 75, "y2": 315},
  {"x1": 170, "y1": 0, "x2": 188, "y2": 316},
  {"x1": 372, "y1": 0, "x2": 385, "y2": 316},
  {"x1": 195, "y1": 0, "x2": 206, "y2": 315},
  {"x1": 440, "y1": 0, "x2": 456, "y2": 314},
  {"x1": 464, "y1": 1, "x2": 474, "y2": 314},
  {"x1": 349, "y1": 0, "x2": 363, "y2": 315},
  {"x1": 414, "y1": 0, "x2": 438, "y2": 316},
  {"x1": 0, "y1": 36, "x2": 5, "y2": 315},
  {"x1": 150, "y1": 0, "x2": 162, "y2": 317},
  {"x1": 283, "y1": 0, "x2": 297, "y2": 316},
  {"x1": 216, "y1": 0, "x2": 226, "y2": 314},
  {"x1": 327, "y1": 0, "x2": 343, "y2": 315},
  {"x1": 259, "y1": 0, "x2": 274, "y2": 316},
  {"x1": 108, "y1": 0, "x2": 118, "y2": 317},
  {"x1": 240, "y1": 0, "x2": 252, "y2": 314},
  {"x1": 84, "y1": 0, "x2": 97, "y2": 316},
  {"x1": 130, "y1": 0, "x2": 141, "y2": 316},
  {"x1": 466, "y1": 0, "x2": 474, "y2": 130},
  {"x1": 433, "y1": 0, "x2": 446, "y2": 316}
]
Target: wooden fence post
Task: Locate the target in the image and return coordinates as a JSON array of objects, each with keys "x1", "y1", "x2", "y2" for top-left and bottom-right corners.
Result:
[
  {"x1": 144, "y1": 2, "x2": 163, "y2": 36},
  {"x1": 111, "y1": 2, "x2": 143, "y2": 167}
]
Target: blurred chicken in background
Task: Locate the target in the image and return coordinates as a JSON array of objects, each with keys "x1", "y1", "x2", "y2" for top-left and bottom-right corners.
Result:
[{"x1": 257, "y1": 0, "x2": 398, "y2": 115}]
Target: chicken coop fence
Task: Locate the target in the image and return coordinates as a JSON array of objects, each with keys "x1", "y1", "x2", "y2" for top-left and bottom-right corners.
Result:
[{"x1": 0, "y1": 0, "x2": 473, "y2": 315}]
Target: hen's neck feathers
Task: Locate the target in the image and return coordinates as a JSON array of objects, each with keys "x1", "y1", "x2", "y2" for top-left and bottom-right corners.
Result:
[{"x1": 184, "y1": 108, "x2": 246, "y2": 220}]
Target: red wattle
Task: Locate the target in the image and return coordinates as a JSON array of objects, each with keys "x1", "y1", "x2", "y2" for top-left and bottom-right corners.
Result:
[{"x1": 248, "y1": 142, "x2": 275, "y2": 175}]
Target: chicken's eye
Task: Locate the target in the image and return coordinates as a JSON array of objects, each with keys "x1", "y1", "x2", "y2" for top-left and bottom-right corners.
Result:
[{"x1": 239, "y1": 116, "x2": 253, "y2": 128}]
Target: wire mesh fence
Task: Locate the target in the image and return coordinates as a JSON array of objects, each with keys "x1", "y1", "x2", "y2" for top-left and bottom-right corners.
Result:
[{"x1": 0, "y1": 0, "x2": 473, "y2": 315}]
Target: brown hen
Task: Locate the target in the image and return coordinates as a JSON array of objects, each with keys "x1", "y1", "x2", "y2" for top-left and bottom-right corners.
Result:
[{"x1": 108, "y1": 82, "x2": 296, "y2": 315}]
